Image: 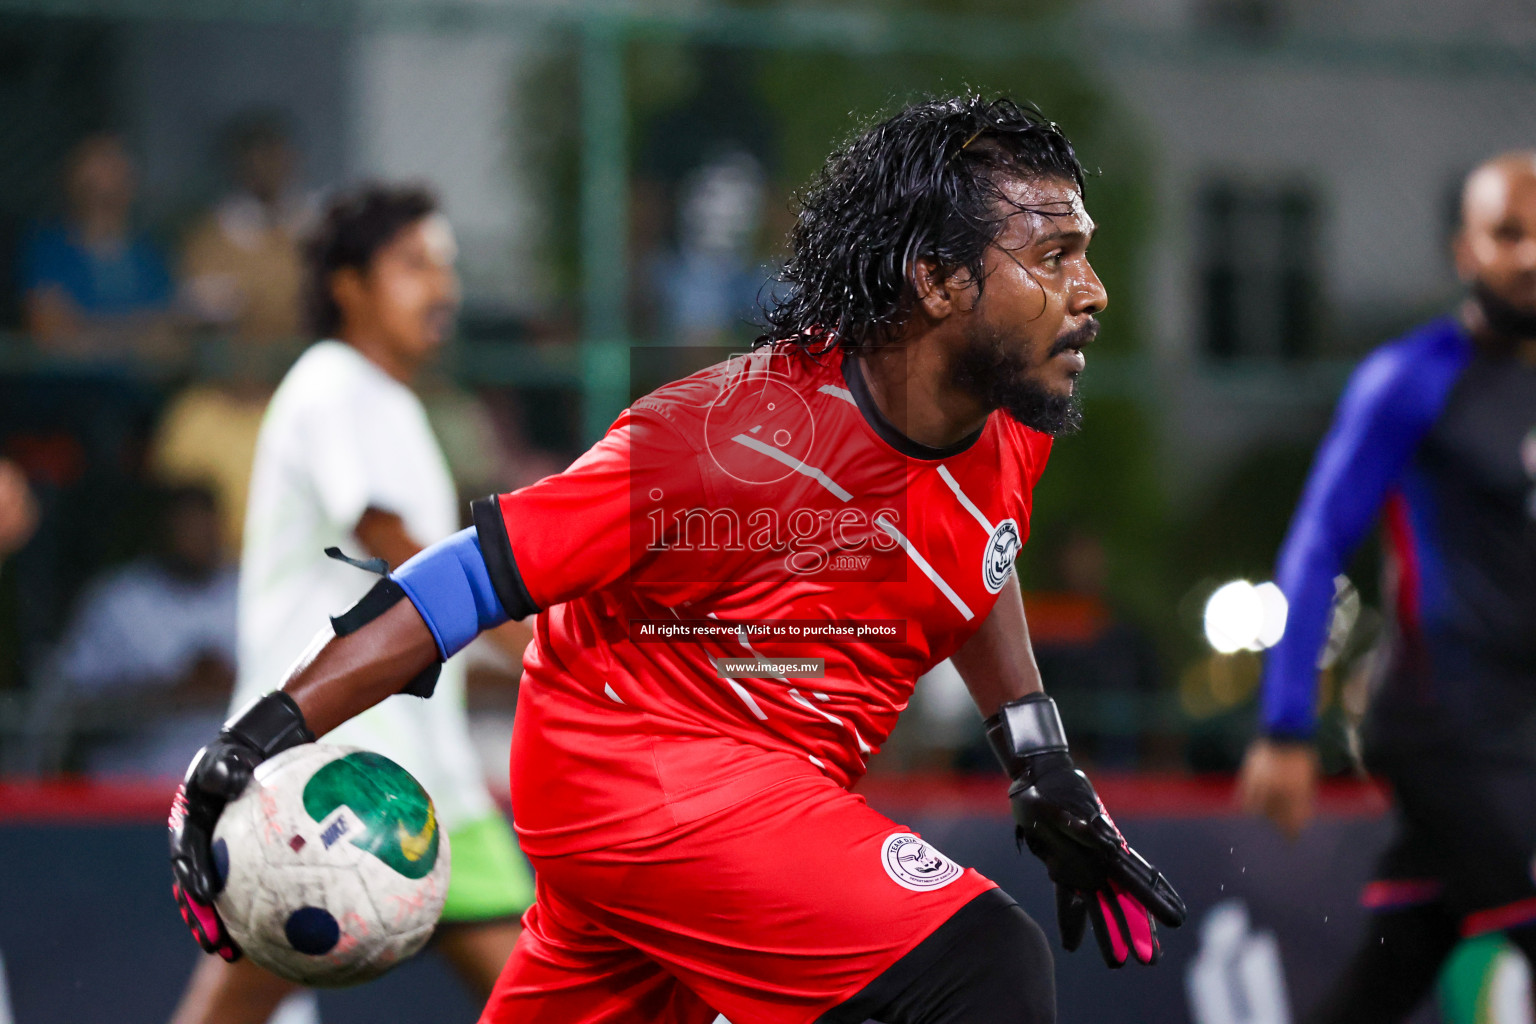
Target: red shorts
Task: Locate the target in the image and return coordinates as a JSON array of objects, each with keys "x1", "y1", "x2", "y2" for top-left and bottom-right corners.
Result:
[{"x1": 480, "y1": 772, "x2": 996, "y2": 1024}]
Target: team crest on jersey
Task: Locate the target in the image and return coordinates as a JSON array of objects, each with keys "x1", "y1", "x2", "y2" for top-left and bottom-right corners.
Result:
[
  {"x1": 983, "y1": 519, "x2": 1021, "y2": 594},
  {"x1": 881, "y1": 832, "x2": 962, "y2": 892}
]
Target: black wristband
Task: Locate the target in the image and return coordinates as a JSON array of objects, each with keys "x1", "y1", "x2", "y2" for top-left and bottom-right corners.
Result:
[
  {"x1": 985, "y1": 694, "x2": 1069, "y2": 778},
  {"x1": 222, "y1": 691, "x2": 315, "y2": 758},
  {"x1": 331, "y1": 577, "x2": 408, "y2": 636}
]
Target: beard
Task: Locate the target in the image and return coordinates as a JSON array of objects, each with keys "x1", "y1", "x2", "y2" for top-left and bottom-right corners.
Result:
[
  {"x1": 947, "y1": 320, "x2": 1090, "y2": 436},
  {"x1": 1472, "y1": 279, "x2": 1536, "y2": 339}
]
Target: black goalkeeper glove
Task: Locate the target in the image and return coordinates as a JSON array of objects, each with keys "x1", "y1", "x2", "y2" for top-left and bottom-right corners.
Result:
[
  {"x1": 168, "y1": 691, "x2": 315, "y2": 960},
  {"x1": 987, "y1": 694, "x2": 1187, "y2": 967}
]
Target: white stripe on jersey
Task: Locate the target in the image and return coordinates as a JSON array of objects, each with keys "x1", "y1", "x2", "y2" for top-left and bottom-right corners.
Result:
[
  {"x1": 604, "y1": 683, "x2": 625, "y2": 704},
  {"x1": 726, "y1": 678, "x2": 770, "y2": 720},
  {"x1": 735, "y1": 625, "x2": 772, "y2": 664},
  {"x1": 818, "y1": 384, "x2": 857, "y2": 405},
  {"x1": 730, "y1": 433, "x2": 852, "y2": 502},
  {"x1": 937, "y1": 464, "x2": 994, "y2": 534},
  {"x1": 875, "y1": 513, "x2": 975, "y2": 621},
  {"x1": 703, "y1": 653, "x2": 774, "y2": 719},
  {"x1": 790, "y1": 688, "x2": 873, "y2": 756},
  {"x1": 700, "y1": 613, "x2": 775, "y2": 719},
  {"x1": 708, "y1": 612, "x2": 784, "y2": 674}
]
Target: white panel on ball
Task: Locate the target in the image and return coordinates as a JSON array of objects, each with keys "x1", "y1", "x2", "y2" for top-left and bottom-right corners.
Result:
[{"x1": 212, "y1": 743, "x2": 451, "y2": 987}]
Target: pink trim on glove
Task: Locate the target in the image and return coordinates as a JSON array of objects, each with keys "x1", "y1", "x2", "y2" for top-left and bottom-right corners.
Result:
[
  {"x1": 1097, "y1": 891, "x2": 1130, "y2": 964},
  {"x1": 1113, "y1": 881, "x2": 1158, "y2": 963},
  {"x1": 174, "y1": 883, "x2": 238, "y2": 961}
]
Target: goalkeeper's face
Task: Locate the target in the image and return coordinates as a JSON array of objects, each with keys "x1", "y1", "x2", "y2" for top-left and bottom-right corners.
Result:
[
  {"x1": 359, "y1": 213, "x2": 462, "y2": 370},
  {"x1": 944, "y1": 175, "x2": 1106, "y2": 436}
]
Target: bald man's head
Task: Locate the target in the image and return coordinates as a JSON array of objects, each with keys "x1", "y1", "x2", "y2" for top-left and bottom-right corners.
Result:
[{"x1": 1457, "y1": 150, "x2": 1536, "y2": 338}]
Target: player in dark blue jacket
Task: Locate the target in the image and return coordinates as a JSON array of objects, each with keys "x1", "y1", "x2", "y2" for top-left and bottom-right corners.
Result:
[{"x1": 1239, "y1": 151, "x2": 1536, "y2": 1024}]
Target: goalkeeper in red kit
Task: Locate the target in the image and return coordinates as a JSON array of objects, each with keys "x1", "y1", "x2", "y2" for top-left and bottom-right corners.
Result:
[{"x1": 168, "y1": 96, "x2": 1186, "y2": 1024}]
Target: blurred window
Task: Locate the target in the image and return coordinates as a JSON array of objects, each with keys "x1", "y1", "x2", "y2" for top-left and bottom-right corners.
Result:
[{"x1": 1198, "y1": 178, "x2": 1321, "y2": 361}]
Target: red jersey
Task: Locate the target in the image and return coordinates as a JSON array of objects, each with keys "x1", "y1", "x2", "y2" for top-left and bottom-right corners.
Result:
[{"x1": 486, "y1": 344, "x2": 1052, "y2": 856}]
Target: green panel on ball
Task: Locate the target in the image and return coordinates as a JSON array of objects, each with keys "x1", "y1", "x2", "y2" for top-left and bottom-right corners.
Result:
[{"x1": 302, "y1": 751, "x2": 440, "y2": 879}]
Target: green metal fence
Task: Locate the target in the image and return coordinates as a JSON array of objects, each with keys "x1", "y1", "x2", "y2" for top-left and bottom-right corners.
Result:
[{"x1": 1, "y1": 0, "x2": 1532, "y2": 439}]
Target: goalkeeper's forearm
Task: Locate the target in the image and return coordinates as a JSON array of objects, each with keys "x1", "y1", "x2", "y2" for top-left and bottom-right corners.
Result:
[
  {"x1": 282, "y1": 525, "x2": 536, "y2": 737},
  {"x1": 950, "y1": 580, "x2": 1045, "y2": 716},
  {"x1": 282, "y1": 600, "x2": 441, "y2": 737}
]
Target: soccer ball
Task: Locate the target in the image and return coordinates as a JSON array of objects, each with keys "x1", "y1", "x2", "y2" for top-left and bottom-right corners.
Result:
[{"x1": 211, "y1": 743, "x2": 451, "y2": 986}]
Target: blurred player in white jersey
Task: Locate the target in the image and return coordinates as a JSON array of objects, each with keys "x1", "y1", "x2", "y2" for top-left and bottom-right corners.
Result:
[{"x1": 169, "y1": 183, "x2": 533, "y2": 1024}]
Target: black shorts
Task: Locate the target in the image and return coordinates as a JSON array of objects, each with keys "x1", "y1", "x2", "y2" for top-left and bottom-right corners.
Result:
[{"x1": 1362, "y1": 746, "x2": 1536, "y2": 936}]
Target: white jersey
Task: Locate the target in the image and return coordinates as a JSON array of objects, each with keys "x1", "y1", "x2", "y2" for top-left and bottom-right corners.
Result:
[{"x1": 236, "y1": 340, "x2": 494, "y2": 830}]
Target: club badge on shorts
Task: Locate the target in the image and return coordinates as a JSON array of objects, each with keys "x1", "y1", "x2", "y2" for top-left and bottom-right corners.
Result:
[
  {"x1": 983, "y1": 519, "x2": 1021, "y2": 594},
  {"x1": 881, "y1": 832, "x2": 962, "y2": 892}
]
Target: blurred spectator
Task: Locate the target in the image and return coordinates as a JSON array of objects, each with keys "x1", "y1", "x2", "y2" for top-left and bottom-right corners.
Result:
[
  {"x1": 149, "y1": 350, "x2": 280, "y2": 559},
  {"x1": 0, "y1": 459, "x2": 38, "y2": 568},
  {"x1": 33, "y1": 484, "x2": 235, "y2": 775},
  {"x1": 181, "y1": 111, "x2": 315, "y2": 344},
  {"x1": 649, "y1": 150, "x2": 769, "y2": 344},
  {"x1": 422, "y1": 377, "x2": 571, "y2": 500},
  {"x1": 19, "y1": 132, "x2": 177, "y2": 359},
  {"x1": 1023, "y1": 530, "x2": 1163, "y2": 768},
  {"x1": 629, "y1": 52, "x2": 778, "y2": 339},
  {"x1": 151, "y1": 113, "x2": 313, "y2": 558}
]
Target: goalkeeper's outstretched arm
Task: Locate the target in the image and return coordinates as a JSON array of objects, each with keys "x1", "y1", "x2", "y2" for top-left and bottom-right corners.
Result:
[
  {"x1": 169, "y1": 521, "x2": 527, "y2": 959},
  {"x1": 282, "y1": 595, "x2": 442, "y2": 737},
  {"x1": 285, "y1": 522, "x2": 533, "y2": 736},
  {"x1": 171, "y1": 416, "x2": 682, "y2": 959}
]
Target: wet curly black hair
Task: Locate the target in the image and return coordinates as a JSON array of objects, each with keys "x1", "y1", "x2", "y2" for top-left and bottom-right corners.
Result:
[{"x1": 757, "y1": 95, "x2": 1085, "y2": 353}]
